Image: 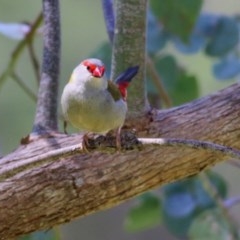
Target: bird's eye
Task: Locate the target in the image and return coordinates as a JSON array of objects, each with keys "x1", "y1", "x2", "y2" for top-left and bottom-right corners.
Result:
[{"x1": 86, "y1": 65, "x2": 95, "y2": 73}]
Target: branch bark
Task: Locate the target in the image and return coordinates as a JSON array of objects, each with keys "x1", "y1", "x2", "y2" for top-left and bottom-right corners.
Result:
[
  {"x1": 101, "y1": 0, "x2": 115, "y2": 43},
  {"x1": 1, "y1": 82, "x2": 240, "y2": 239},
  {"x1": 111, "y1": 0, "x2": 148, "y2": 116},
  {"x1": 33, "y1": 0, "x2": 60, "y2": 133}
]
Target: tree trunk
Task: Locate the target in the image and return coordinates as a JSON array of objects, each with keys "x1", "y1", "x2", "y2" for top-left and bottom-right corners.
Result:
[{"x1": 0, "y1": 82, "x2": 240, "y2": 239}]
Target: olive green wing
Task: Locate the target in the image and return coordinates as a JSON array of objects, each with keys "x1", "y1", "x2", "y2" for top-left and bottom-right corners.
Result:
[{"x1": 107, "y1": 80, "x2": 122, "y2": 101}]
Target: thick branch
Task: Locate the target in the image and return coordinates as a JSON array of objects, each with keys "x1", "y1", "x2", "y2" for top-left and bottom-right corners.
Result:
[
  {"x1": 1, "y1": 83, "x2": 240, "y2": 238},
  {"x1": 33, "y1": 0, "x2": 60, "y2": 133},
  {"x1": 101, "y1": 0, "x2": 115, "y2": 43},
  {"x1": 111, "y1": 0, "x2": 147, "y2": 116}
]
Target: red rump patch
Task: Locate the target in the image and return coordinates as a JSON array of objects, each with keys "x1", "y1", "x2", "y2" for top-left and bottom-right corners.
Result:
[{"x1": 118, "y1": 82, "x2": 129, "y2": 101}]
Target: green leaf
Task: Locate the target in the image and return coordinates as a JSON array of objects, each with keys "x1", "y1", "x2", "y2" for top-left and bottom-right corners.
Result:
[
  {"x1": 150, "y1": 0, "x2": 203, "y2": 42},
  {"x1": 188, "y1": 209, "x2": 237, "y2": 239},
  {"x1": 19, "y1": 230, "x2": 60, "y2": 240},
  {"x1": 161, "y1": 175, "x2": 228, "y2": 237},
  {"x1": 213, "y1": 56, "x2": 240, "y2": 80},
  {"x1": 124, "y1": 193, "x2": 162, "y2": 232},
  {"x1": 147, "y1": 10, "x2": 170, "y2": 54},
  {"x1": 171, "y1": 72, "x2": 199, "y2": 105},
  {"x1": 206, "y1": 171, "x2": 228, "y2": 199},
  {"x1": 151, "y1": 55, "x2": 199, "y2": 106},
  {"x1": 162, "y1": 180, "x2": 197, "y2": 237},
  {"x1": 153, "y1": 55, "x2": 178, "y2": 91},
  {"x1": 205, "y1": 17, "x2": 239, "y2": 57},
  {"x1": 163, "y1": 209, "x2": 195, "y2": 237},
  {"x1": 193, "y1": 178, "x2": 216, "y2": 210}
]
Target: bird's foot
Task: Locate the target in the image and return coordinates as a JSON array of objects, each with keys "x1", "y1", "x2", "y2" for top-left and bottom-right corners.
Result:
[
  {"x1": 81, "y1": 134, "x2": 90, "y2": 153},
  {"x1": 116, "y1": 127, "x2": 122, "y2": 152}
]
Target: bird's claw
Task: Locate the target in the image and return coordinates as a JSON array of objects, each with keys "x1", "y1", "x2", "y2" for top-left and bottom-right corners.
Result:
[{"x1": 81, "y1": 134, "x2": 90, "y2": 153}]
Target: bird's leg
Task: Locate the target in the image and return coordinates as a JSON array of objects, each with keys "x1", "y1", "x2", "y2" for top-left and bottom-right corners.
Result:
[
  {"x1": 81, "y1": 133, "x2": 90, "y2": 152},
  {"x1": 63, "y1": 120, "x2": 68, "y2": 134},
  {"x1": 116, "y1": 127, "x2": 122, "y2": 151}
]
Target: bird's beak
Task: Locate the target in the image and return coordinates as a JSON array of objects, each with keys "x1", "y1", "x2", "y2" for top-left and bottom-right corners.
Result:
[{"x1": 92, "y1": 66, "x2": 105, "y2": 78}]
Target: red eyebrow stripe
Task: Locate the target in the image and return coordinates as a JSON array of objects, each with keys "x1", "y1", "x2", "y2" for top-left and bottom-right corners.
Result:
[{"x1": 82, "y1": 61, "x2": 96, "y2": 71}]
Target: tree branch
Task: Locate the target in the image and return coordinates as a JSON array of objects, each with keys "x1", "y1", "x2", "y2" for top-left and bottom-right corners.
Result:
[
  {"x1": 199, "y1": 173, "x2": 239, "y2": 238},
  {"x1": 139, "y1": 138, "x2": 240, "y2": 159},
  {"x1": 101, "y1": 0, "x2": 115, "y2": 43},
  {"x1": 0, "y1": 13, "x2": 42, "y2": 89},
  {"x1": 111, "y1": 0, "x2": 148, "y2": 116},
  {"x1": 32, "y1": 0, "x2": 60, "y2": 134},
  {"x1": 146, "y1": 56, "x2": 172, "y2": 108},
  {"x1": 1, "y1": 136, "x2": 240, "y2": 182},
  {"x1": 27, "y1": 40, "x2": 40, "y2": 84},
  {"x1": 11, "y1": 72, "x2": 37, "y2": 101},
  {"x1": 1, "y1": 82, "x2": 240, "y2": 238}
]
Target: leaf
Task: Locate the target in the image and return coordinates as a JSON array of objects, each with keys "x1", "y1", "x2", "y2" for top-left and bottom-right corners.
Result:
[
  {"x1": 124, "y1": 193, "x2": 162, "y2": 232},
  {"x1": 213, "y1": 56, "x2": 240, "y2": 80},
  {"x1": 161, "y1": 174, "x2": 228, "y2": 237},
  {"x1": 195, "y1": 14, "x2": 220, "y2": 37},
  {"x1": 153, "y1": 55, "x2": 179, "y2": 91},
  {"x1": 163, "y1": 180, "x2": 197, "y2": 218},
  {"x1": 147, "y1": 10, "x2": 170, "y2": 54},
  {"x1": 18, "y1": 229, "x2": 60, "y2": 240},
  {"x1": 150, "y1": 0, "x2": 203, "y2": 42},
  {"x1": 192, "y1": 172, "x2": 227, "y2": 210},
  {"x1": 205, "y1": 16, "x2": 239, "y2": 57},
  {"x1": 171, "y1": 72, "x2": 199, "y2": 105},
  {"x1": 163, "y1": 209, "x2": 195, "y2": 237},
  {"x1": 192, "y1": 179, "x2": 215, "y2": 209},
  {"x1": 163, "y1": 190, "x2": 196, "y2": 218},
  {"x1": 151, "y1": 55, "x2": 199, "y2": 106},
  {"x1": 173, "y1": 34, "x2": 205, "y2": 54},
  {"x1": 206, "y1": 171, "x2": 228, "y2": 199},
  {"x1": 162, "y1": 180, "x2": 197, "y2": 237},
  {"x1": 188, "y1": 209, "x2": 236, "y2": 240},
  {"x1": 0, "y1": 22, "x2": 30, "y2": 40}
]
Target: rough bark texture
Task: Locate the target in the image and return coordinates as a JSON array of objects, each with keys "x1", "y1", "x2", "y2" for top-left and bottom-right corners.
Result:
[
  {"x1": 1, "y1": 82, "x2": 240, "y2": 239},
  {"x1": 33, "y1": 0, "x2": 60, "y2": 133},
  {"x1": 111, "y1": 0, "x2": 147, "y2": 116}
]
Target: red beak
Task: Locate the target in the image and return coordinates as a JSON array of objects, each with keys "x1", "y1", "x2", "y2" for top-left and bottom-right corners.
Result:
[{"x1": 92, "y1": 66, "x2": 105, "y2": 78}]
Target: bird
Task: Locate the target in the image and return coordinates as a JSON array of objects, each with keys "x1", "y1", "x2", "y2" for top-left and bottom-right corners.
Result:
[{"x1": 61, "y1": 58, "x2": 139, "y2": 151}]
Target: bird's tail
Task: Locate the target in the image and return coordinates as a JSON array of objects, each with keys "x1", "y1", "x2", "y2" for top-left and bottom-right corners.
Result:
[{"x1": 115, "y1": 66, "x2": 139, "y2": 100}]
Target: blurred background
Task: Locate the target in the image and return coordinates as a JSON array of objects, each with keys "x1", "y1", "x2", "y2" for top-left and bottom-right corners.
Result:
[{"x1": 1, "y1": 0, "x2": 240, "y2": 239}]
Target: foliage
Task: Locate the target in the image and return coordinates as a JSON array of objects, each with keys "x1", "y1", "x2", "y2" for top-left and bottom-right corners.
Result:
[
  {"x1": 125, "y1": 171, "x2": 229, "y2": 238},
  {"x1": 189, "y1": 209, "x2": 237, "y2": 240},
  {"x1": 1, "y1": 0, "x2": 240, "y2": 239},
  {"x1": 124, "y1": 193, "x2": 162, "y2": 232},
  {"x1": 19, "y1": 230, "x2": 59, "y2": 240}
]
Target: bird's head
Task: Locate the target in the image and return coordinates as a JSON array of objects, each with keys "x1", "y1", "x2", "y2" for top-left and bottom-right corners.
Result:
[{"x1": 70, "y1": 58, "x2": 106, "y2": 89}]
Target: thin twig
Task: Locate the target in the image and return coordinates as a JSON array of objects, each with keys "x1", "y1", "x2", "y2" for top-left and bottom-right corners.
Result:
[
  {"x1": 11, "y1": 72, "x2": 37, "y2": 101},
  {"x1": 27, "y1": 41, "x2": 40, "y2": 84},
  {"x1": 228, "y1": 159, "x2": 240, "y2": 169},
  {"x1": 0, "y1": 13, "x2": 43, "y2": 88},
  {"x1": 199, "y1": 173, "x2": 239, "y2": 238},
  {"x1": 146, "y1": 56, "x2": 172, "y2": 108},
  {"x1": 33, "y1": 0, "x2": 61, "y2": 133},
  {"x1": 139, "y1": 138, "x2": 240, "y2": 159},
  {"x1": 224, "y1": 195, "x2": 240, "y2": 209},
  {"x1": 101, "y1": 0, "x2": 115, "y2": 43}
]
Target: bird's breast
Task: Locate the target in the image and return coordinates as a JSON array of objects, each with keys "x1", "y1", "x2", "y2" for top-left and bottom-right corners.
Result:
[{"x1": 61, "y1": 83, "x2": 127, "y2": 133}]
